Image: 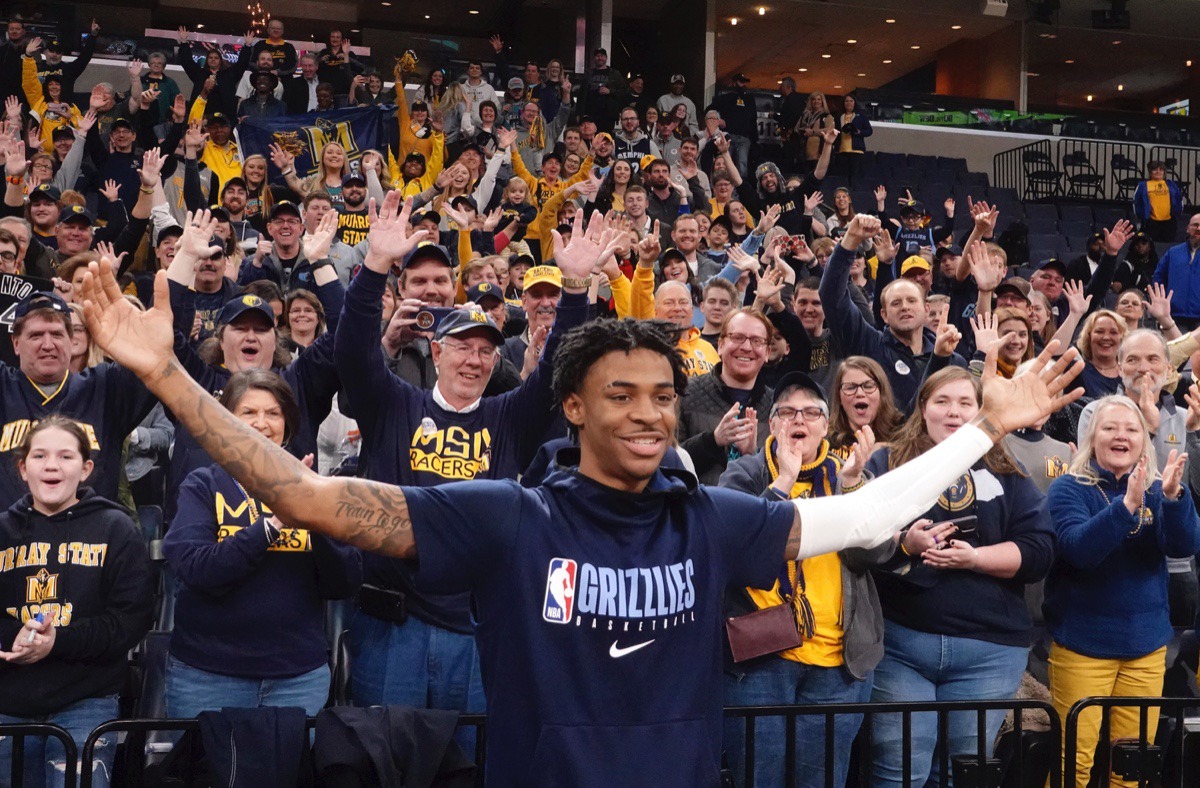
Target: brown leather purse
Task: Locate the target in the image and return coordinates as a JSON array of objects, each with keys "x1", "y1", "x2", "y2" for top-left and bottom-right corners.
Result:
[{"x1": 725, "y1": 603, "x2": 802, "y2": 663}]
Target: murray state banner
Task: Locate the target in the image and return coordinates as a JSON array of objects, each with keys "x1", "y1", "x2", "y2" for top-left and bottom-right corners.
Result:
[{"x1": 236, "y1": 107, "x2": 386, "y2": 179}]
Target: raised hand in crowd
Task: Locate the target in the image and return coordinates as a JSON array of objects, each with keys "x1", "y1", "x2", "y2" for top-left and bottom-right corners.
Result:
[
  {"x1": 362, "y1": 192, "x2": 431, "y2": 274},
  {"x1": 970, "y1": 312, "x2": 999, "y2": 353},
  {"x1": 139, "y1": 148, "x2": 165, "y2": 188},
  {"x1": 139, "y1": 88, "x2": 161, "y2": 112},
  {"x1": 3, "y1": 97, "x2": 18, "y2": 124},
  {"x1": 1063, "y1": 279, "x2": 1092, "y2": 317},
  {"x1": 95, "y1": 241, "x2": 127, "y2": 273},
  {"x1": 177, "y1": 26, "x2": 190, "y2": 44},
  {"x1": 965, "y1": 240, "x2": 1004, "y2": 293},
  {"x1": 24, "y1": 36, "x2": 41, "y2": 56},
  {"x1": 489, "y1": 34, "x2": 504, "y2": 53},
  {"x1": 481, "y1": 206, "x2": 504, "y2": 233},
  {"x1": 840, "y1": 213, "x2": 881, "y2": 250},
  {"x1": 635, "y1": 221, "x2": 661, "y2": 266},
  {"x1": 301, "y1": 210, "x2": 339, "y2": 262},
  {"x1": 1, "y1": 135, "x2": 26, "y2": 178},
  {"x1": 497, "y1": 127, "x2": 518, "y2": 150},
  {"x1": 520, "y1": 324, "x2": 549, "y2": 381},
  {"x1": 934, "y1": 312, "x2": 962, "y2": 358},
  {"x1": 77, "y1": 109, "x2": 97, "y2": 135},
  {"x1": 441, "y1": 200, "x2": 472, "y2": 230},
  {"x1": 201, "y1": 75, "x2": 216, "y2": 98},
  {"x1": 172, "y1": 94, "x2": 186, "y2": 124},
  {"x1": 943, "y1": 197, "x2": 955, "y2": 218},
  {"x1": 89, "y1": 85, "x2": 109, "y2": 112},
  {"x1": 99, "y1": 179, "x2": 120, "y2": 203},
  {"x1": 967, "y1": 196, "x2": 999, "y2": 237},
  {"x1": 728, "y1": 243, "x2": 760, "y2": 274},
  {"x1": 874, "y1": 184, "x2": 887, "y2": 209},
  {"x1": 803, "y1": 190, "x2": 823, "y2": 215},
  {"x1": 755, "y1": 203, "x2": 782, "y2": 236},
  {"x1": 167, "y1": 210, "x2": 224, "y2": 285},
  {"x1": 1103, "y1": 218, "x2": 1134, "y2": 256},
  {"x1": 126, "y1": 58, "x2": 143, "y2": 78},
  {"x1": 551, "y1": 209, "x2": 625, "y2": 288},
  {"x1": 184, "y1": 122, "x2": 207, "y2": 158},
  {"x1": 752, "y1": 264, "x2": 786, "y2": 312}
]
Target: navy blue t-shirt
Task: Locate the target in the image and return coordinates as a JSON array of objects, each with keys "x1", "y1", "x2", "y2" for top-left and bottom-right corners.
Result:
[{"x1": 404, "y1": 468, "x2": 794, "y2": 787}]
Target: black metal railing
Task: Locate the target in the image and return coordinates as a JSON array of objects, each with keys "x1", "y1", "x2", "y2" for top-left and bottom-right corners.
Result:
[
  {"x1": 724, "y1": 698, "x2": 1060, "y2": 788},
  {"x1": 0, "y1": 723, "x2": 77, "y2": 787},
  {"x1": 1064, "y1": 695, "x2": 1200, "y2": 788},
  {"x1": 994, "y1": 138, "x2": 1056, "y2": 200}
]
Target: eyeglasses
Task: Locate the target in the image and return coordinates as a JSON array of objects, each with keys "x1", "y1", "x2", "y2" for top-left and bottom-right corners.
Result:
[
  {"x1": 839, "y1": 380, "x2": 879, "y2": 395},
  {"x1": 272, "y1": 217, "x2": 302, "y2": 227},
  {"x1": 0, "y1": 251, "x2": 16, "y2": 262},
  {"x1": 771, "y1": 406, "x2": 827, "y2": 422},
  {"x1": 438, "y1": 340, "x2": 498, "y2": 362},
  {"x1": 722, "y1": 332, "x2": 768, "y2": 349}
]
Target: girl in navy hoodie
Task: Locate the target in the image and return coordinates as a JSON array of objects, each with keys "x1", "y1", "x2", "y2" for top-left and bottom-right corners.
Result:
[
  {"x1": 164, "y1": 370, "x2": 361, "y2": 718},
  {"x1": 1045, "y1": 395, "x2": 1200, "y2": 788},
  {"x1": 864, "y1": 367, "x2": 1055, "y2": 788},
  {"x1": 0, "y1": 415, "x2": 153, "y2": 788}
]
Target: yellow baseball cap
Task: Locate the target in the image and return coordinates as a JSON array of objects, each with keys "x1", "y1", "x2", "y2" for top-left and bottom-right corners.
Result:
[
  {"x1": 900, "y1": 255, "x2": 932, "y2": 276},
  {"x1": 523, "y1": 265, "x2": 562, "y2": 290}
]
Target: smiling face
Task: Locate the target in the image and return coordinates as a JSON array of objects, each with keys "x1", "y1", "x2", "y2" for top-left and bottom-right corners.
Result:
[
  {"x1": 671, "y1": 217, "x2": 700, "y2": 254},
  {"x1": 563, "y1": 348, "x2": 677, "y2": 492},
  {"x1": 792, "y1": 287, "x2": 824, "y2": 334},
  {"x1": 923, "y1": 377, "x2": 980, "y2": 444},
  {"x1": 232, "y1": 387, "x2": 287, "y2": 446},
  {"x1": 288, "y1": 298, "x2": 319, "y2": 336},
  {"x1": 399, "y1": 259, "x2": 455, "y2": 306},
  {"x1": 700, "y1": 286, "x2": 733, "y2": 330},
  {"x1": 997, "y1": 318, "x2": 1029, "y2": 365},
  {"x1": 1089, "y1": 315, "x2": 1122, "y2": 361},
  {"x1": 1119, "y1": 332, "x2": 1168, "y2": 398},
  {"x1": 28, "y1": 197, "x2": 58, "y2": 229},
  {"x1": 55, "y1": 219, "x2": 92, "y2": 256},
  {"x1": 14, "y1": 313, "x2": 71, "y2": 384},
  {"x1": 222, "y1": 184, "x2": 247, "y2": 213},
  {"x1": 522, "y1": 282, "x2": 561, "y2": 331},
  {"x1": 770, "y1": 387, "x2": 827, "y2": 464},
  {"x1": 219, "y1": 313, "x2": 276, "y2": 372},
  {"x1": 19, "y1": 426, "x2": 92, "y2": 515},
  {"x1": 432, "y1": 330, "x2": 500, "y2": 408},
  {"x1": 1091, "y1": 402, "x2": 1145, "y2": 478},
  {"x1": 242, "y1": 156, "x2": 266, "y2": 187},
  {"x1": 717, "y1": 312, "x2": 769, "y2": 385},
  {"x1": 654, "y1": 281, "x2": 692, "y2": 327}
]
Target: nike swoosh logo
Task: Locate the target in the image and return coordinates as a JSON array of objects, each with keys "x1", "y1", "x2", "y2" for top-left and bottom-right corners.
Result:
[{"x1": 609, "y1": 639, "x2": 655, "y2": 658}]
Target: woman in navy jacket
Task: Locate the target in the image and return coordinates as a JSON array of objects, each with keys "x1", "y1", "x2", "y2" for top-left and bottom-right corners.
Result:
[
  {"x1": 1045, "y1": 395, "x2": 1200, "y2": 788},
  {"x1": 865, "y1": 367, "x2": 1055, "y2": 788},
  {"x1": 164, "y1": 370, "x2": 361, "y2": 718},
  {"x1": 831, "y1": 94, "x2": 873, "y2": 180}
]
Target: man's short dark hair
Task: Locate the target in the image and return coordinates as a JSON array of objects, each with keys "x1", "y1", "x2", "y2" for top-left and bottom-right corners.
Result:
[
  {"x1": 680, "y1": 136, "x2": 700, "y2": 148},
  {"x1": 467, "y1": 59, "x2": 484, "y2": 69},
  {"x1": 1148, "y1": 160, "x2": 1166, "y2": 172},
  {"x1": 551, "y1": 318, "x2": 688, "y2": 413},
  {"x1": 648, "y1": 160, "x2": 670, "y2": 174},
  {"x1": 702, "y1": 277, "x2": 737, "y2": 302},
  {"x1": 795, "y1": 276, "x2": 822, "y2": 292}
]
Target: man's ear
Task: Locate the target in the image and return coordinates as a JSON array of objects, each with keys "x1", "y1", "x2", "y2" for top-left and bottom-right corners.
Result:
[{"x1": 562, "y1": 391, "x2": 585, "y2": 431}]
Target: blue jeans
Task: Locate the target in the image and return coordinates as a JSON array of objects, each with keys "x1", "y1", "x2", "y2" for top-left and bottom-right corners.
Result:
[
  {"x1": 869, "y1": 621, "x2": 1028, "y2": 787},
  {"x1": 723, "y1": 660, "x2": 872, "y2": 788},
  {"x1": 166, "y1": 656, "x2": 330, "y2": 718},
  {"x1": 348, "y1": 612, "x2": 485, "y2": 754},
  {"x1": 0, "y1": 695, "x2": 118, "y2": 788},
  {"x1": 729, "y1": 134, "x2": 752, "y2": 182}
]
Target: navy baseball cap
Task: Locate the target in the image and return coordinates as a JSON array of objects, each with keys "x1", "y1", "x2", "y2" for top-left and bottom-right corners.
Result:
[
  {"x1": 157, "y1": 225, "x2": 184, "y2": 244},
  {"x1": 402, "y1": 242, "x2": 454, "y2": 270},
  {"x1": 773, "y1": 371, "x2": 827, "y2": 408},
  {"x1": 14, "y1": 291, "x2": 70, "y2": 320},
  {"x1": 218, "y1": 294, "x2": 275, "y2": 326},
  {"x1": 934, "y1": 244, "x2": 963, "y2": 260},
  {"x1": 342, "y1": 172, "x2": 367, "y2": 186},
  {"x1": 59, "y1": 205, "x2": 94, "y2": 226},
  {"x1": 466, "y1": 282, "x2": 504, "y2": 306},
  {"x1": 269, "y1": 201, "x2": 301, "y2": 220},
  {"x1": 205, "y1": 112, "x2": 231, "y2": 127},
  {"x1": 433, "y1": 308, "x2": 504, "y2": 346},
  {"x1": 1036, "y1": 258, "x2": 1067, "y2": 275},
  {"x1": 110, "y1": 117, "x2": 134, "y2": 132},
  {"x1": 29, "y1": 184, "x2": 61, "y2": 203}
]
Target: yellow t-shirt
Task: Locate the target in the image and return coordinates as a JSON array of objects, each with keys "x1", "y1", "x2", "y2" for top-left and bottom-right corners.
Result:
[
  {"x1": 745, "y1": 441, "x2": 846, "y2": 666},
  {"x1": 1146, "y1": 178, "x2": 1171, "y2": 221}
]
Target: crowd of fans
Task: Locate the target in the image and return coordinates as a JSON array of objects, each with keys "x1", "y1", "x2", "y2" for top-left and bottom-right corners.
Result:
[{"x1": 0, "y1": 11, "x2": 1196, "y2": 788}]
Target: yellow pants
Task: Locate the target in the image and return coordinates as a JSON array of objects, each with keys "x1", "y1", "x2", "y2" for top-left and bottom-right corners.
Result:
[{"x1": 1048, "y1": 642, "x2": 1166, "y2": 788}]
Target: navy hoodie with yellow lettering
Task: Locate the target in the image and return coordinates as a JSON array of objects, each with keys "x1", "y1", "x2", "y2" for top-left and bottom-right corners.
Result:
[
  {"x1": 0, "y1": 363, "x2": 156, "y2": 509},
  {"x1": 0, "y1": 489, "x2": 153, "y2": 716}
]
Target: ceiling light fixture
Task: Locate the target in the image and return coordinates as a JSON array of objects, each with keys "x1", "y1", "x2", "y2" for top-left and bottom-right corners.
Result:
[
  {"x1": 911, "y1": 45, "x2": 920, "y2": 49},
  {"x1": 951, "y1": 24, "x2": 962, "y2": 29},
  {"x1": 758, "y1": 6, "x2": 766, "y2": 15},
  {"x1": 1117, "y1": 84, "x2": 1124, "y2": 90},
  {"x1": 882, "y1": 59, "x2": 892, "y2": 63},
  {"x1": 1111, "y1": 39, "x2": 1121, "y2": 44},
  {"x1": 1064, "y1": 59, "x2": 1074, "y2": 64},
  {"x1": 468, "y1": 9, "x2": 479, "y2": 13},
  {"x1": 885, "y1": 18, "x2": 896, "y2": 23},
  {"x1": 833, "y1": 84, "x2": 842, "y2": 89},
  {"x1": 847, "y1": 39, "x2": 857, "y2": 44},
  {"x1": 798, "y1": 67, "x2": 807, "y2": 72},
  {"x1": 821, "y1": 53, "x2": 831, "y2": 58},
  {"x1": 857, "y1": 72, "x2": 866, "y2": 77},
  {"x1": 1086, "y1": 94, "x2": 1094, "y2": 101},
  {"x1": 730, "y1": 17, "x2": 739, "y2": 25}
]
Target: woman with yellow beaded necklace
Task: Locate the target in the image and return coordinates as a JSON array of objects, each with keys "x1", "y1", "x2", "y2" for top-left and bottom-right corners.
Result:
[
  {"x1": 718, "y1": 371, "x2": 884, "y2": 788},
  {"x1": 1044, "y1": 395, "x2": 1198, "y2": 788}
]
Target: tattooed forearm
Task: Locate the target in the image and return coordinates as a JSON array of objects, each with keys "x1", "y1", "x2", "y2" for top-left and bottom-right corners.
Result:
[
  {"x1": 971, "y1": 413, "x2": 1005, "y2": 444},
  {"x1": 147, "y1": 359, "x2": 418, "y2": 558},
  {"x1": 785, "y1": 508, "x2": 803, "y2": 560}
]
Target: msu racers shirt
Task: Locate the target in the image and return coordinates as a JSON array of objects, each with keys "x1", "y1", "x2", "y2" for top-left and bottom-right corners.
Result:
[{"x1": 404, "y1": 468, "x2": 794, "y2": 788}]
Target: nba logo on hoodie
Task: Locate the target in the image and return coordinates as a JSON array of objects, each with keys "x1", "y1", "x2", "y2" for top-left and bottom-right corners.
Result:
[{"x1": 542, "y1": 558, "x2": 577, "y2": 624}]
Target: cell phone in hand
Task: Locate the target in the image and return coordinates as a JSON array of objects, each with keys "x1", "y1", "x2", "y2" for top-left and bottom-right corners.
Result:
[
  {"x1": 414, "y1": 306, "x2": 454, "y2": 332},
  {"x1": 926, "y1": 515, "x2": 978, "y2": 548}
]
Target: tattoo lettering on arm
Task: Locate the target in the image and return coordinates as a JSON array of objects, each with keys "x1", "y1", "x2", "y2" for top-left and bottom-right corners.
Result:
[
  {"x1": 972, "y1": 414, "x2": 1005, "y2": 444},
  {"x1": 785, "y1": 508, "x2": 802, "y2": 560}
]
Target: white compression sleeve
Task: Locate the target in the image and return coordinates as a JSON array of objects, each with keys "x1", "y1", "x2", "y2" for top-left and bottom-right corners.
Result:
[{"x1": 794, "y1": 423, "x2": 995, "y2": 558}]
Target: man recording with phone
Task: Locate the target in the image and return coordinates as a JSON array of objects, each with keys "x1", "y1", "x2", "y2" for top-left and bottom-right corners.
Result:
[{"x1": 336, "y1": 208, "x2": 600, "y2": 731}]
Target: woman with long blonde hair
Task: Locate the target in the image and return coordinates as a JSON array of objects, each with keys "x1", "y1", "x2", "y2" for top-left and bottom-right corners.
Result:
[
  {"x1": 1045, "y1": 395, "x2": 1198, "y2": 788},
  {"x1": 241, "y1": 154, "x2": 273, "y2": 224},
  {"x1": 277, "y1": 142, "x2": 351, "y2": 204},
  {"x1": 1075, "y1": 309, "x2": 1128, "y2": 398}
]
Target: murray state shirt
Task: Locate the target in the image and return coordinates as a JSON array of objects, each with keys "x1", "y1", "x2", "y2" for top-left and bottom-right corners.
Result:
[{"x1": 405, "y1": 468, "x2": 794, "y2": 787}]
